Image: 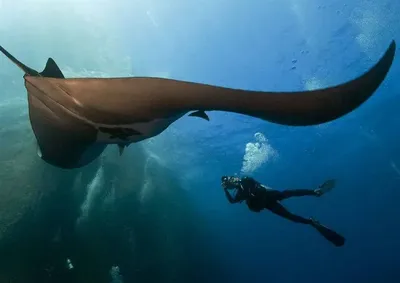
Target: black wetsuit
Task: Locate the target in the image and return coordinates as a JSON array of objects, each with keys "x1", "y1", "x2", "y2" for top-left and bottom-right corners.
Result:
[
  {"x1": 222, "y1": 176, "x2": 346, "y2": 247},
  {"x1": 224, "y1": 176, "x2": 317, "y2": 225}
]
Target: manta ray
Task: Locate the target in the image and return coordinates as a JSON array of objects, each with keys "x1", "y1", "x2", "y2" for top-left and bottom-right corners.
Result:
[{"x1": 0, "y1": 41, "x2": 396, "y2": 169}]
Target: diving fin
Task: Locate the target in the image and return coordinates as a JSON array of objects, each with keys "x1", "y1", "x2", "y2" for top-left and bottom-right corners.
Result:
[
  {"x1": 311, "y1": 219, "x2": 345, "y2": 247},
  {"x1": 316, "y1": 179, "x2": 336, "y2": 196},
  {"x1": 188, "y1": 110, "x2": 210, "y2": 121},
  {"x1": 40, "y1": 58, "x2": 65, "y2": 78}
]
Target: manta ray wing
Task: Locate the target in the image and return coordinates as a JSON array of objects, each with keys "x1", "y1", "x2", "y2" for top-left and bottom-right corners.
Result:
[{"x1": 50, "y1": 40, "x2": 396, "y2": 127}]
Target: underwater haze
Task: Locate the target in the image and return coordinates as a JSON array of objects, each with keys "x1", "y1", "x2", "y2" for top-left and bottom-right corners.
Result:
[{"x1": 0, "y1": 0, "x2": 399, "y2": 282}]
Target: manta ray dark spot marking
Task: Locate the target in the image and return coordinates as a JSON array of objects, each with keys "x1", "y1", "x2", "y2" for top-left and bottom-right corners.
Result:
[{"x1": 99, "y1": 127, "x2": 142, "y2": 140}]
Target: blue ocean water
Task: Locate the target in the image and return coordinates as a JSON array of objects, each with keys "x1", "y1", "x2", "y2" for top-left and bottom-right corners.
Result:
[{"x1": 0, "y1": 0, "x2": 399, "y2": 282}]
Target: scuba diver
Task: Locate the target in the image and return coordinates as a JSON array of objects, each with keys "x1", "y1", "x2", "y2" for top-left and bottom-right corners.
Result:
[{"x1": 221, "y1": 176, "x2": 345, "y2": 247}]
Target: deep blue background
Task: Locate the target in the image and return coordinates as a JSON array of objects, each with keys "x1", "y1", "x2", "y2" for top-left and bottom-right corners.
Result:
[{"x1": 121, "y1": 1, "x2": 400, "y2": 282}]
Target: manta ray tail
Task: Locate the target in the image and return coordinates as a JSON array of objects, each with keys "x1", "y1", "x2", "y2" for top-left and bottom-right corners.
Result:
[
  {"x1": 0, "y1": 45, "x2": 64, "y2": 78},
  {"x1": 0, "y1": 45, "x2": 39, "y2": 76}
]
